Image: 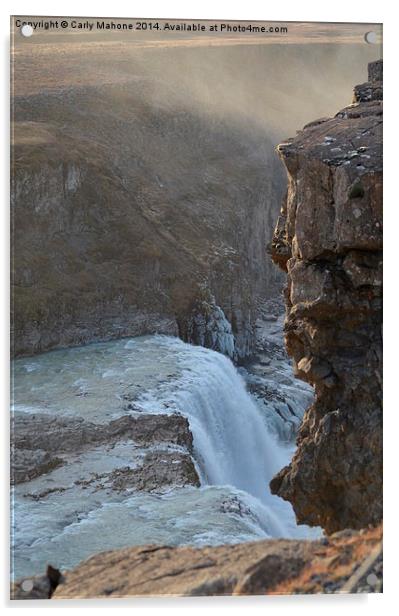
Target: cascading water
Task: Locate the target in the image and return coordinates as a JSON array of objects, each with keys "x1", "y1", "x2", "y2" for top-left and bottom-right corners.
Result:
[
  {"x1": 138, "y1": 342, "x2": 286, "y2": 501},
  {"x1": 135, "y1": 337, "x2": 304, "y2": 538},
  {"x1": 11, "y1": 334, "x2": 319, "y2": 580},
  {"x1": 185, "y1": 296, "x2": 236, "y2": 359}
]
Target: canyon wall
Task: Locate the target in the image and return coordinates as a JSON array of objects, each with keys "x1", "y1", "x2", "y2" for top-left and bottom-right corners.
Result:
[
  {"x1": 270, "y1": 60, "x2": 383, "y2": 533},
  {"x1": 11, "y1": 76, "x2": 284, "y2": 359},
  {"x1": 11, "y1": 39, "x2": 378, "y2": 360}
]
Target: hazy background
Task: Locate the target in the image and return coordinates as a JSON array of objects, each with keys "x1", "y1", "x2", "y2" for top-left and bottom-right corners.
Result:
[{"x1": 12, "y1": 18, "x2": 382, "y2": 140}]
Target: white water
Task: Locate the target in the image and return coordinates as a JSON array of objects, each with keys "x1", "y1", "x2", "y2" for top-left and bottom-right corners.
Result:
[
  {"x1": 12, "y1": 335, "x2": 319, "y2": 580},
  {"x1": 242, "y1": 313, "x2": 314, "y2": 442},
  {"x1": 136, "y1": 339, "x2": 287, "y2": 505}
]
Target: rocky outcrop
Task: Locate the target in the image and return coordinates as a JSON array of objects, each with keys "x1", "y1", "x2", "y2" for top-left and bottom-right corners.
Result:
[
  {"x1": 11, "y1": 412, "x2": 199, "y2": 489},
  {"x1": 12, "y1": 525, "x2": 382, "y2": 598},
  {"x1": 270, "y1": 61, "x2": 382, "y2": 533},
  {"x1": 12, "y1": 448, "x2": 63, "y2": 485}
]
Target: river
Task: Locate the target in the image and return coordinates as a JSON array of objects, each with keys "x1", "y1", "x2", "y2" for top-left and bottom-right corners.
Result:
[{"x1": 11, "y1": 326, "x2": 319, "y2": 580}]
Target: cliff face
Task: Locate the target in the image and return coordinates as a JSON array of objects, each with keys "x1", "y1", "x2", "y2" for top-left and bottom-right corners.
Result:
[
  {"x1": 11, "y1": 72, "x2": 284, "y2": 359},
  {"x1": 270, "y1": 61, "x2": 382, "y2": 533}
]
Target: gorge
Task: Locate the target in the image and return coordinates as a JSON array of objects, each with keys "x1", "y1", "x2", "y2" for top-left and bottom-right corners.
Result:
[{"x1": 11, "y1": 25, "x2": 382, "y2": 598}]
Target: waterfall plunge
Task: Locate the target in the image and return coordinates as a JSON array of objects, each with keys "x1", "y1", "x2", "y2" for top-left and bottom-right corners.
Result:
[
  {"x1": 138, "y1": 338, "x2": 294, "y2": 535},
  {"x1": 178, "y1": 355, "x2": 286, "y2": 498}
]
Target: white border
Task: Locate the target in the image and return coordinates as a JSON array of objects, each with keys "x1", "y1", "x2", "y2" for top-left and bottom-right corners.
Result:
[{"x1": 1, "y1": 1, "x2": 395, "y2": 614}]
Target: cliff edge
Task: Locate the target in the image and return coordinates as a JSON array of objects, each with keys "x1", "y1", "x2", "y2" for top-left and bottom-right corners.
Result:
[
  {"x1": 12, "y1": 526, "x2": 382, "y2": 598},
  {"x1": 270, "y1": 60, "x2": 383, "y2": 533}
]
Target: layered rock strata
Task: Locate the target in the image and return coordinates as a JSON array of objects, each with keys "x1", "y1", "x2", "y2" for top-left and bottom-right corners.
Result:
[
  {"x1": 11, "y1": 412, "x2": 199, "y2": 490},
  {"x1": 270, "y1": 60, "x2": 383, "y2": 533}
]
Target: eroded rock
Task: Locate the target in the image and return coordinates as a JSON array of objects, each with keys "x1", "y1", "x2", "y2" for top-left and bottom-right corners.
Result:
[
  {"x1": 11, "y1": 412, "x2": 198, "y2": 488},
  {"x1": 71, "y1": 452, "x2": 200, "y2": 494},
  {"x1": 270, "y1": 61, "x2": 383, "y2": 533},
  {"x1": 11, "y1": 448, "x2": 63, "y2": 485}
]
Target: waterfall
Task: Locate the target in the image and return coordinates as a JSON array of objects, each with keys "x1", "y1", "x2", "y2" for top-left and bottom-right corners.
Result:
[
  {"x1": 12, "y1": 334, "x2": 318, "y2": 580},
  {"x1": 138, "y1": 339, "x2": 289, "y2": 509}
]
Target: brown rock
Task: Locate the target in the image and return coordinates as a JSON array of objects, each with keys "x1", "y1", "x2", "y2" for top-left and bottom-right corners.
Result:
[
  {"x1": 36, "y1": 526, "x2": 379, "y2": 598},
  {"x1": 51, "y1": 540, "x2": 315, "y2": 598},
  {"x1": 270, "y1": 62, "x2": 383, "y2": 533}
]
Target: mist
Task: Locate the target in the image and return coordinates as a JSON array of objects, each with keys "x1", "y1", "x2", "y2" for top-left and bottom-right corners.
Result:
[
  {"x1": 13, "y1": 23, "x2": 381, "y2": 142},
  {"x1": 115, "y1": 42, "x2": 380, "y2": 140}
]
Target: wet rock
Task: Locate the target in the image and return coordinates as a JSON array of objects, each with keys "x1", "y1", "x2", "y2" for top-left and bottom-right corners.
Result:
[
  {"x1": 270, "y1": 62, "x2": 383, "y2": 533},
  {"x1": 180, "y1": 287, "x2": 236, "y2": 359},
  {"x1": 12, "y1": 414, "x2": 105, "y2": 457},
  {"x1": 106, "y1": 414, "x2": 195, "y2": 451},
  {"x1": 11, "y1": 412, "x2": 196, "y2": 485},
  {"x1": 219, "y1": 495, "x2": 252, "y2": 517},
  {"x1": 74, "y1": 452, "x2": 200, "y2": 493},
  {"x1": 244, "y1": 297, "x2": 314, "y2": 443},
  {"x1": 135, "y1": 451, "x2": 200, "y2": 490},
  {"x1": 24, "y1": 486, "x2": 67, "y2": 501},
  {"x1": 11, "y1": 448, "x2": 63, "y2": 485}
]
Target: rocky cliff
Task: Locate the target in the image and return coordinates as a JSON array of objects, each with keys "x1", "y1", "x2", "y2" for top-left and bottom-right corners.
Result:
[
  {"x1": 270, "y1": 60, "x2": 383, "y2": 533},
  {"x1": 11, "y1": 35, "x2": 378, "y2": 361},
  {"x1": 11, "y1": 45, "x2": 285, "y2": 360}
]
